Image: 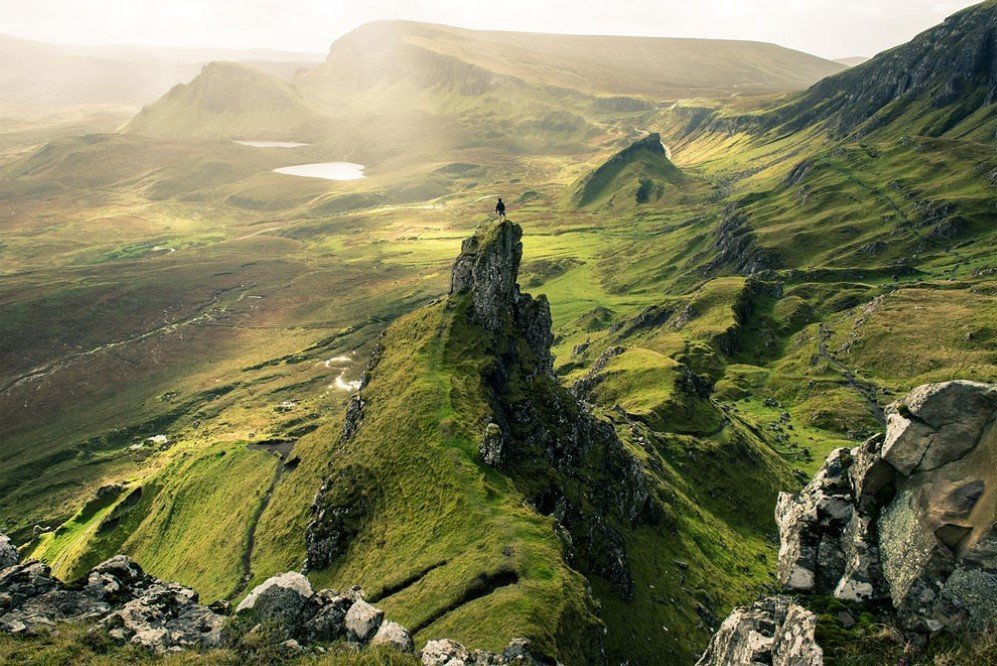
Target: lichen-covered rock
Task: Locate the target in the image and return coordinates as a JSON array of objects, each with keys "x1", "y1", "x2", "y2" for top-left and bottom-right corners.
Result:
[
  {"x1": 480, "y1": 422, "x2": 505, "y2": 466},
  {"x1": 370, "y1": 620, "x2": 413, "y2": 653},
  {"x1": 0, "y1": 534, "x2": 17, "y2": 571},
  {"x1": 0, "y1": 555, "x2": 224, "y2": 651},
  {"x1": 776, "y1": 448, "x2": 855, "y2": 593},
  {"x1": 877, "y1": 389, "x2": 996, "y2": 631},
  {"x1": 235, "y1": 571, "x2": 314, "y2": 633},
  {"x1": 300, "y1": 588, "x2": 354, "y2": 641},
  {"x1": 344, "y1": 598, "x2": 383, "y2": 643},
  {"x1": 833, "y1": 513, "x2": 886, "y2": 602},
  {"x1": 100, "y1": 580, "x2": 225, "y2": 651},
  {"x1": 695, "y1": 596, "x2": 822, "y2": 666},
  {"x1": 777, "y1": 381, "x2": 997, "y2": 631},
  {"x1": 0, "y1": 561, "x2": 59, "y2": 613}
]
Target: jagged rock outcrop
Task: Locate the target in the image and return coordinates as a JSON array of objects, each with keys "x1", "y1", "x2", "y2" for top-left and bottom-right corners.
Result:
[
  {"x1": 775, "y1": 444, "x2": 888, "y2": 601},
  {"x1": 449, "y1": 222, "x2": 654, "y2": 599},
  {"x1": 0, "y1": 553, "x2": 225, "y2": 652},
  {"x1": 694, "y1": 596, "x2": 823, "y2": 666},
  {"x1": 702, "y1": 380, "x2": 996, "y2": 663},
  {"x1": 302, "y1": 219, "x2": 652, "y2": 661},
  {"x1": 776, "y1": 380, "x2": 995, "y2": 625},
  {"x1": 449, "y1": 220, "x2": 554, "y2": 377}
]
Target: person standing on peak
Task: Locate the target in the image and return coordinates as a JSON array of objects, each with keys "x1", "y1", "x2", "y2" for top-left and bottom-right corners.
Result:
[{"x1": 495, "y1": 197, "x2": 506, "y2": 220}]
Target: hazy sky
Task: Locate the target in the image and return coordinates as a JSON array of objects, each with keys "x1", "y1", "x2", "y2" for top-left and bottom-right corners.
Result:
[{"x1": 0, "y1": 0, "x2": 980, "y2": 60}]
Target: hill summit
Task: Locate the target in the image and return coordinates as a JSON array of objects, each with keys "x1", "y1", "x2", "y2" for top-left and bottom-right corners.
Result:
[
  {"x1": 571, "y1": 133, "x2": 685, "y2": 208},
  {"x1": 123, "y1": 61, "x2": 320, "y2": 138}
]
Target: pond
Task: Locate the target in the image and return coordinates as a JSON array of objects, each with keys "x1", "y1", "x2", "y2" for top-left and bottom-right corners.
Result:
[
  {"x1": 272, "y1": 162, "x2": 366, "y2": 181},
  {"x1": 235, "y1": 140, "x2": 310, "y2": 148}
]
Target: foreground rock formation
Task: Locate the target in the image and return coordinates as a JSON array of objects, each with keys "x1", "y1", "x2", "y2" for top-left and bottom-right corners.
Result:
[
  {"x1": 0, "y1": 550, "x2": 555, "y2": 663},
  {"x1": 695, "y1": 596, "x2": 822, "y2": 666},
  {"x1": 0, "y1": 553, "x2": 225, "y2": 651},
  {"x1": 699, "y1": 380, "x2": 997, "y2": 664}
]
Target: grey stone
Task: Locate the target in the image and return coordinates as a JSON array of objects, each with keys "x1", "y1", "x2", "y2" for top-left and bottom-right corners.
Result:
[
  {"x1": 344, "y1": 599, "x2": 383, "y2": 643},
  {"x1": 480, "y1": 422, "x2": 504, "y2": 466},
  {"x1": 0, "y1": 534, "x2": 17, "y2": 571},
  {"x1": 881, "y1": 381, "x2": 997, "y2": 475},
  {"x1": 0, "y1": 554, "x2": 225, "y2": 651},
  {"x1": 775, "y1": 448, "x2": 854, "y2": 594},
  {"x1": 695, "y1": 596, "x2": 823, "y2": 666},
  {"x1": 99, "y1": 580, "x2": 225, "y2": 652},
  {"x1": 370, "y1": 620, "x2": 414, "y2": 653},
  {"x1": 235, "y1": 571, "x2": 313, "y2": 633},
  {"x1": 300, "y1": 589, "x2": 353, "y2": 641}
]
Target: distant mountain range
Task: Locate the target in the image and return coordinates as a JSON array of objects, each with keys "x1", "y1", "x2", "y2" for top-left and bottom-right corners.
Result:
[{"x1": 0, "y1": 33, "x2": 323, "y2": 109}]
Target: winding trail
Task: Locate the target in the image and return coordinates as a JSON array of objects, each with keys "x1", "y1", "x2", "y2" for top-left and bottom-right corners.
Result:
[
  {"x1": 230, "y1": 442, "x2": 294, "y2": 600},
  {"x1": 817, "y1": 323, "x2": 885, "y2": 425}
]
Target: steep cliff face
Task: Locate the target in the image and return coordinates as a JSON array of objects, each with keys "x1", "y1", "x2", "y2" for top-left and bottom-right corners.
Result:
[
  {"x1": 778, "y1": 1, "x2": 996, "y2": 138},
  {"x1": 449, "y1": 220, "x2": 554, "y2": 376}
]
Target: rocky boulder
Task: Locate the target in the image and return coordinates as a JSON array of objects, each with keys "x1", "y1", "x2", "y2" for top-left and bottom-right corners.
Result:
[
  {"x1": 344, "y1": 598, "x2": 383, "y2": 643},
  {"x1": 480, "y1": 422, "x2": 505, "y2": 466},
  {"x1": 370, "y1": 620, "x2": 414, "y2": 653},
  {"x1": 299, "y1": 588, "x2": 354, "y2": 642},
  {"x1": 877, "y1": 382, "x2": 996, "y2": 631},
  {"x1": 99, "y1": 579, "x2": 225, "y2": 651},
  {"x1": 880, "y1": 381, "x2": 997, "y2": 475},
  {"x1": 235, "y1": 571, "x2": 314, "y2": 634},
  {"x1": 694, "y1": 596, "x2": 823, "y2": 666},
  {"x1": 0, "y1": 534, "x2": 17, "y2": 570}
]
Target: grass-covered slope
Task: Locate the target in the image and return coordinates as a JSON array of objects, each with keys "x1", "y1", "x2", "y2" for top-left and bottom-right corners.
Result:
[
  {"x1": 301, "y1": 221, "x2": 797, "y2": 664},
  {"x1": 302, "y1": 303, "x2": 604, "y2": 662},
  {"x1": 569, "y1": 133, "x2": 687, "y2": 209},
  {"x1": 124, "y1": 62, "x2": 323, "y2": 139}
]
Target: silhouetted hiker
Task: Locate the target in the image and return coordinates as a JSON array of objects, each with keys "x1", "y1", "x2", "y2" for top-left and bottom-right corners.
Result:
[{"x1": 495, "y1": 197, "x2": 506, "y2": 220}]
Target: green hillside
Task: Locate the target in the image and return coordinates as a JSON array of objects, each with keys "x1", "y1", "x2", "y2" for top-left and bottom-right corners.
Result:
[
  {"x1": 0, "y1": 3, "x2": 995, "y2": 664},
  {"x1": 569, "y1": 133, "x2": 687, "y2": 208},
  {"x1": 124, "y1": 62, "x2": 323, "y2": 139}
]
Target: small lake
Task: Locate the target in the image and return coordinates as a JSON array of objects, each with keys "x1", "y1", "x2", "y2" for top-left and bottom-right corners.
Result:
[
  {"x1": 235, "y1": 140, "x2": 310, "y2": 148},
  {"x1": 272, "y1": 162, "x2": 366, "y2": 181}
]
